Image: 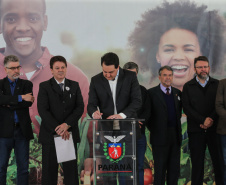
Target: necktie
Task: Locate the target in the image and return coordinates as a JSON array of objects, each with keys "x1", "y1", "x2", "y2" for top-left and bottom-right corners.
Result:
[
  {"x1": 166, "y1": 87, "x2": 170, "y2": 95},
  {"x1": 10, "y1": 82, "x2": 15, "y2": 95},
  {"x1": 59, "y1": 83, "x2": 64, "y2": 92}
]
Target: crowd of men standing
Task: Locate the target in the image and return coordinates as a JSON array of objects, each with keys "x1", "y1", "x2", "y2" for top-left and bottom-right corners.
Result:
[{"x1": 0, "y1": 52, "x2": 226, "y2": 185}]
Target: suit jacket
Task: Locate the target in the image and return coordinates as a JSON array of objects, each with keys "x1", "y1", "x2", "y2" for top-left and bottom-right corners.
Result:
[
  {"x1": 215, "y1": 78, "x2": 226, "y2": 135},
  {"x1": 0, "y1": 77, "x2": 33, "y2": 140},
  {"x1": 38, "y1": 77, "x2": 84, "y2": 145},
  {"x1": 182, "y1": 77, "x2": 219, "y2": 133},
  {"x1": 137, "y1": 85, "x2": 151, "y2": 134},
  {"x1": 87, "y1": 68, "x2": 142, "y2": 135},
  {"x1": 147, "y1": 85, "x2": 182, "y2": 146},
  {"x1": 88, "y1": 67, "x2": 141, "y2": 118}
]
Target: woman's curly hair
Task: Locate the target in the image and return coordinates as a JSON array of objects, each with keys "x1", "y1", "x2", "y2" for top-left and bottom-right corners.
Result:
[{"x1": 128, "y1": 0, "x2": 225, "y2": 80}]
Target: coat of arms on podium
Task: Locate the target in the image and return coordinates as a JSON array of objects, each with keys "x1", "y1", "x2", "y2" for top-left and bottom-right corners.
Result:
[
  {"x1": 108, "y1": 143, "x2": 122, "y2": 159},
  {"x1": 103, "y1": 135, "x2": 126, "y2": 163}
]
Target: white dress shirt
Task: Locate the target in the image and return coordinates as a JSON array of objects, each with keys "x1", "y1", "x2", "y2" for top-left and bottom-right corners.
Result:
[
  {"x1": 108, "y1": 70, "x2": 126, "y2": 119},
  {"x1": 55, "y1": 78, "x2": 65, "y2": 91}
]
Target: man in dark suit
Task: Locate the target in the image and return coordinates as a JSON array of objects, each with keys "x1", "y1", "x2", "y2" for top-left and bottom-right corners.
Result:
[
  {"x1": 216, "y1": 78, "x2": 226, "y2": 184},
  {"x1": 123, "y1": 61, "x2": 150, "y2": 185},
  {"x1": 37, "y1": 56, "x2": 84, "y2": 185},
  {"x1": 88, "y1": 52, "x2": 141, "y2": 121},
  {"x1": 182, "y1": 56, "x2": 223, "y2": 185},
  {"x1": 148, "y1": 66, "x2": 182, "y2": 185},
  {"x1": 87, "y1": 52, "x2": 141, "y2": 184},
  {"x1": 0, "y1": 55, "x2": 34, "y2": 185}
]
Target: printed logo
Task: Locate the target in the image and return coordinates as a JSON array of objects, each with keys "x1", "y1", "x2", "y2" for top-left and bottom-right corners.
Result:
[
  {"x1": 103, "y1": 135, "x2": 126, "y2": 163},
  {"x1": 108, "y1": 143, "x2": 121, "y2": 159}
]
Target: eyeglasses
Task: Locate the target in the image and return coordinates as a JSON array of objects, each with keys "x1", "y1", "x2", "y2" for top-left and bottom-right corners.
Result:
[
  {"x1": 195, "y1": 66, "x2": 209, "y2": 69},
  {"x1": 6, "y1": 66, "x2": 22, "y2": 70}
]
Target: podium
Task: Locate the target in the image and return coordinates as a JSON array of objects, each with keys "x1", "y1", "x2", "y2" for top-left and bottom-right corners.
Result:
[{"x1": 90, "y1": 119, "x2": 143, "y2": 185}]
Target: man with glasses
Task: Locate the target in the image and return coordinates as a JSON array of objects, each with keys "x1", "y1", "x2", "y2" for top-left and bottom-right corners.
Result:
[
  {"x1": 182, "y1": 56, "x2": 223, "y2": 185},
  {"x1": 0, "y1": 55, "x2": 34, "y2": 185}
]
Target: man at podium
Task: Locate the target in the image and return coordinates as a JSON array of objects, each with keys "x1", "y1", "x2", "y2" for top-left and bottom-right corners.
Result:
[
  {"x1": 87, "y1": 52, "x2": 142, "y2": 185},
  {"x1": 88, "y1": 52, "x2": 141, "y2": 122}
]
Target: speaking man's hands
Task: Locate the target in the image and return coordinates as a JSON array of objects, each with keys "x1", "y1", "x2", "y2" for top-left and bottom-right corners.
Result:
[
  {"x1": 107, "y1": 114, "x2": 123, "y2": 119},
  {"x1": 93, "y1": 110, "x2": 103, "y2": 119}
]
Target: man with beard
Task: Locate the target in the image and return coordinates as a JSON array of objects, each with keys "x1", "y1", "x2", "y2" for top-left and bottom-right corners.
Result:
[
  {"x1": 0, "y1": 55, "x2": 34, "y2": 185},
  {"x1": 182, "y1": 56, "x2": 223, "y2": 185}
]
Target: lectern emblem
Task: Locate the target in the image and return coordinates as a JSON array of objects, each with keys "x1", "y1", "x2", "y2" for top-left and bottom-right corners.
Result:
[
  {"x1": 103, "y1": 135, "x2": 126, "y2": 163},
  {"x1": 108, "y1": 143, "x2": 121, "y2": 159}
]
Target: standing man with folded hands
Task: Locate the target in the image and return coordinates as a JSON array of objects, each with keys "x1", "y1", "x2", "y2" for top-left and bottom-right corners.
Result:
[
  {"x1": 182, "y1": 56, "x2": 223, "y2": 185},
  {"x1": 38, "y1": 55, "x2": 84, "y2": 185}
]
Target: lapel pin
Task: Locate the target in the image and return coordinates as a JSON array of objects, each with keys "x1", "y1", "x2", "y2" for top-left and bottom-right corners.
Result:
[{"x1": 66, "y1": 86, "x2": 70, "y2": 91}]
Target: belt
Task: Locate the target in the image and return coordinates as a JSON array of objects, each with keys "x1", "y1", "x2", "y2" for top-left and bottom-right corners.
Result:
[{"x1": 14, "y1": 122, "x2": 20, "y2": 127}]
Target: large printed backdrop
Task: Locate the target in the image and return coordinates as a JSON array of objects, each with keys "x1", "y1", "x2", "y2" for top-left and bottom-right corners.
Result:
[{"x1": 0, "y1": 0, "x2": 226, "y2": 184}]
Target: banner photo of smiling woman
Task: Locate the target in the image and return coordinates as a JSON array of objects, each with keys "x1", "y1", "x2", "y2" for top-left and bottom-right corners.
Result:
[{"x1": 128, "y1": 0, "x2": 225, "y2": 91}]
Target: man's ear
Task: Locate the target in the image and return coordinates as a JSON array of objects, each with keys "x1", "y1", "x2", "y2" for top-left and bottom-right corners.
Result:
[
  {"x1": 43, "y1": 15, "x2": 48, "y2": 31},
  {"x1": 50, "y1": 68, "x2": 54, "y2": 75}
]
